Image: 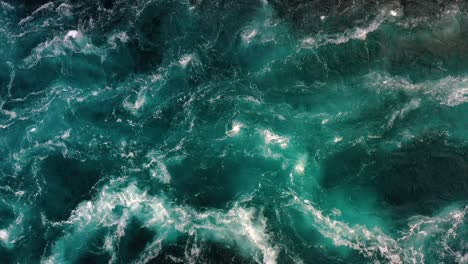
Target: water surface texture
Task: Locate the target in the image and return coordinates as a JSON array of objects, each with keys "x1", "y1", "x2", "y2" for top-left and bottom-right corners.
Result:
[{"x1": 0, "y1": 0, "x2": 468, "y2": 263}]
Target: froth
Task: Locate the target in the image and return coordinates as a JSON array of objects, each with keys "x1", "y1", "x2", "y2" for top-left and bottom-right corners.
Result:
[
  {"x1": 262, "y1": 130, "x2": 289, "y2": 148},
  {"x1": 44, "y1": 183, "x2": 278, "y2": 263}
]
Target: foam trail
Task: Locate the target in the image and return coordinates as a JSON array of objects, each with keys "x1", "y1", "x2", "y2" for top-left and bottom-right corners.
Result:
[
  {"x1": 44, "y1": 183, "x2": 278, "y2": 264},
  {"x1": 290, "y1": 194, "x2": 404, "y2": 263}
]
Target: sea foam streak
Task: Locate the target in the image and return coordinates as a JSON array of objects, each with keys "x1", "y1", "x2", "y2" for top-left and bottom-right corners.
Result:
[{"x1": 44, "y1": 183, "x2": 278, "y2": 264}]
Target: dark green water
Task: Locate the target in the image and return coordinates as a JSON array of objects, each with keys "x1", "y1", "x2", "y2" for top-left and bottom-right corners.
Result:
[{"x1": 0, "y1": 0, "x2": 467, "y2": 263}]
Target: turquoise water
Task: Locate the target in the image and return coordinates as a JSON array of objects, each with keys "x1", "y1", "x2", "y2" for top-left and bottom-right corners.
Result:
[{"x1": 0, "y1": 0, "x2": 467, "y2": 263}]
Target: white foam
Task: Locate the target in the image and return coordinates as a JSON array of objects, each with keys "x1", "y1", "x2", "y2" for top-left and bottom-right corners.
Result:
[
  {"x1": 333, "y1": 136, "x2": 343, "y2": 143},
  {"x1": 0, "y1": 229, "x2": 8, "y2": 244},
  {"x1": 226, "y1": 122, "x2": 243, "y2": 137},
  {"x1": 23, "y1": 29, "x2": 95, "y2": 67},
  {"x1": 243, "y1": 96, "x2": 261, "y2": 104},
  {"x1": 134, "y1": 94, "x2": 146, "y2": 110},
  {"x1": 56, "y1": 3, "x2": 72, "y2": 16},
  {"x1": 293, "y1": 196, "x2": 403, "y2": 263},
  {"x1": 64, "y1": 30, "x2": 80, "y2": 41},
  {"x1": 262, "y1": 130, "x2": 289, "y2": 148},
  {"x1": 386, "y1": 98, "x2": 421, "y2": 128},
  {"x1": 179, "y1": 54, "x2": 193, "y2": 68},
  {"x1": 301, "y1": 37, "x2": 316, "y2": 47},
  {"x1": 1, "y1": 109, "x2": 17, "y2": 119},
  {"x1": 445, "y1": 87, "x2": 468, "y2": 106},
  {"x1": 151, "y1": 74, "x2": 163, "y2": 83},
  {"x1": 146, "y1": 156, "x2": 171, "y2": 184},
  {"x1": 368, "y1": 73, "x2": 468, "y2": 107},
  {"x1": 231, "y1": 208, "x2": 278, "y2": 264},
  {"x1": 242, "y1": 29, "x2": 257, "y2": 44},
  {"x1": 294, "y1": 155, "x2": 307, "y2": 174},
  {"x1": 122, "y1": 86, "x2": 148, "y2": 114},
  {"x1": 18, "y1": 16, "x2": 33, "y2": 25},
  {"x1": 0, "y1": 1, "x2": 14, "y2": 10},
  {"x1": 294, "y1": 163, "x2": 305, "y2": 174},
  {"x1": 331, "y1": 208, "x2": 342, "y2": 217},
  {"x1": 32, "y1": 2, "x2": 54, "y2": 15},
  {"x1": 120, "y1": 152, "x2": 135, "y2": 159},
  {"x1": 303, "y1": 13, "x2": 386, "y2": 48},
  {"x1": 108, "y1": 32, "x2": 129, "y2": 48},
  {"x1": 294, "y1": 191, "x2": 468, "y2": 263},
  {"x1": 45, "y1": 182, "x2": 279, "y2": 264}
]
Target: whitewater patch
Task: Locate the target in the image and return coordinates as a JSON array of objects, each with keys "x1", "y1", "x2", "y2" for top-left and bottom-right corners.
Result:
[
  {"x1": 64, "y1": 30, "x2": 81, "y2": 41},
  {"x1": 366, "y1": 73, "x2": 468, "y2": 107},
  {"x1": 291, "y1": 192, "x2": 468, "y2": 264},
  {"x1": 294, "y1": 155, "x2": 307, "y2": 175},
  {"x1": 108, "y1": 31, "x2": 129, "y2": 49},
  {"x1": 179, "y1": 54, "x2": 194, "y2": 68},
  {"x1": 445, "y1": 87, "x2": 468, "y2": 107},
  {"x1": 301, "y1": 11, "x2": 388, "y2": 48},
  {"x1": 0, "y1": 1, "x2": 14, "y2": 11},
  {"x1": 123, "y1": 85, "x2": 149, "y2": 115},
  {"x1": 145, "y1": 154, "x2": 171, "y2": 184},
  {"x1": 43, "y1": 182, "x2": 279, "y2": 264},
  {"x1": 226, "y1": 121, "x2": 244, "y2": 137},
  {"x1": 291, "y1": 195, "x2": 405, "y2": 263},
  {"x1": 56, "y1": 3, "x2": 72, "y2": 17},
  {"x1": 31, "y1": 2, "x2": 54, "y2": 16},
  {"x1": 261, "y1": 130, "x2": 289, "y2": 149},
  {"x1": 386, "y1": 98, "x2": 421, "y2": 129},
  {"x1": 0, "y1": 229, "x2": 8, "y2": 244},
  {"x1": 22, "y1": 30, "x2": 100, "y2": 68},
  {"x1": 242, "y1": 28, "x2": 258, "y2": 44}
]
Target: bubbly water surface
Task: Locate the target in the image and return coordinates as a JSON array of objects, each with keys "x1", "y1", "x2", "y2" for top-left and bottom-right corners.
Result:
[{"x1": 0, "y1": 0, "x2": 467, "y2": 263}]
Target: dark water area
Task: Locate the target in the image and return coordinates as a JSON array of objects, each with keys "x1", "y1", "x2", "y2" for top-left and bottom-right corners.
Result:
[{"x1": 0, "y1": 0, "x2": 467, "y2": 263}]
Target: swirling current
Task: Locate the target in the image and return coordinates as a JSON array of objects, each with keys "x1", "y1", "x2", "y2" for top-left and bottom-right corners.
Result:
[{"x1": 0, "y1": 0, "x2": 467, "y2": 263}]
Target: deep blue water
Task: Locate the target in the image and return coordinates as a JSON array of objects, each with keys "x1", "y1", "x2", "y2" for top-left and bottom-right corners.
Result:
[{"x1": 0, "y1": 0, "x2": 467, "y2": 263}]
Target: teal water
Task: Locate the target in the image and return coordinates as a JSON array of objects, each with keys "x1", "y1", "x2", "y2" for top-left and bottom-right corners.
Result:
[{"x1": 0, "y1": 0, "x2": 467, "y2": 263}]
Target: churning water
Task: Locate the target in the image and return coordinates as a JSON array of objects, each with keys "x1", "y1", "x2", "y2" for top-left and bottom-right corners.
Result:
[{"x1": 0, "y1": 0, "x2": 467, "y2": 263}]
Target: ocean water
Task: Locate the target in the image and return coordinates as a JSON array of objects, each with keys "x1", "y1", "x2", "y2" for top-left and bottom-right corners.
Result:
[{"x1": 0, "y1": 0, "x2": 467, "y2": 263}]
